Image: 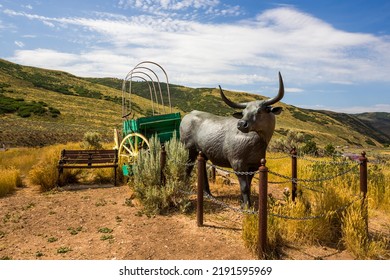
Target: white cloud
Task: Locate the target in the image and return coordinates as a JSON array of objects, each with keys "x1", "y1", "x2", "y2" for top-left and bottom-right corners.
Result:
[
  {"x1": 42, "y1": 20, "x2": 55, "y2": 27},
  {"x1": 11, "y1": 48, "x2": 79, "y2": 68},
  {"x1": 118, "y1": 0, "x2": 219, "y2": 11},
  {"x1": 22, "y1": 4, "x2": 33, "y2": 10},
  {"x1": 4, "y1": 6, "x2": 390, "y2": 90},
  {"x1": 10, "y1": 48, "x2": 133, "y2": 78},
  {"x1": 302, "y1": 104, "x2": 390, "y2": 114},
  {"x1": 117, "y1": 0, "x2": 243, "y2": 18},
  {"x1": 14, "y1": 40, "x2": 24, "y2": 48}
]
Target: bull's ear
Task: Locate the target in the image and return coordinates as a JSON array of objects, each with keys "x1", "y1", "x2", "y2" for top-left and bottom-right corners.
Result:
[
  {"x1": 232, "y1": 112, "x2": 243, "y2": 119},
  {"x1": 271, "y1": 107, "x2": 283, "y2": 115}
]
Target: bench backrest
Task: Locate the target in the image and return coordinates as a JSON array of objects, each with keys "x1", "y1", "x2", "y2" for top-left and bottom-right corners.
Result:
[{"x1": 59, "y1": 149, "x2": 118, "y2": 165}]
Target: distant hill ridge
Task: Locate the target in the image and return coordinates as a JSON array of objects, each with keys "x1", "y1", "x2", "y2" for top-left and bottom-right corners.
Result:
[{"x1": 0, "y1": 58, "x2": 389, "y2": 147}]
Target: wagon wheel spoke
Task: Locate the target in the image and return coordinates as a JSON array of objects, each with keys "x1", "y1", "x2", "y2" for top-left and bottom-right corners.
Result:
[
  {"x1": 125, "y1": 137, "x2": 135, "y2": 152},
  {"x1": 122, "y1": 145, "x2": 133, "y2": 156},
  {"x1": 118, "y1": 133, "x2": 150, "y2": 169},
  {"x1": 134, "y1": 136, "x2": 139, "y2": 154}
]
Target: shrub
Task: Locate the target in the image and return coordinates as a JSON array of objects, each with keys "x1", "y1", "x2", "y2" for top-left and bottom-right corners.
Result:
[
  {"x1": 80, "y1": 131, "x2": 103, "y2": 150},
  {"x1": 131, "y1": 134, "x2": 191, "y2": 215},
  {"x1": 269, "y1": 130, "x2": 306, "y2": 153},
  {"x1": 323, "y1": 143, "x2": 336, "y2": 156},
  {"x1": 301, "y1": 140, "x2": 318, "y2": 156},
  {"x1": 0, "y1": 94, "x2": 61, "y2": 118},
  {"x1": 0, "y1": 167, "x2": 23, "y2": 197}
]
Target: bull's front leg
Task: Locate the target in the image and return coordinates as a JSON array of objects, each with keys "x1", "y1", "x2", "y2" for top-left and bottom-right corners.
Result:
[{"x1": 237, "y1": 174, "x2": 252, "y2": 207}]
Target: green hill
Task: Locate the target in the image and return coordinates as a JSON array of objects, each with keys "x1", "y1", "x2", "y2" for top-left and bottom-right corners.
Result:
[
  {"x1": 354, "y1": 112, "x2": 390, "y2": 144},
  {"x1": 0, "y1": 58, "x2": 388, "y2": 149}
]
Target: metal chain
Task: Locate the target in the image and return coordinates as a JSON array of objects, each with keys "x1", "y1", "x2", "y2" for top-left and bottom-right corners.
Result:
[
  {"x1": 175, "y1": 152, "x2": 363, "y2": 221},
  {"x1": 292, "y1": 154, "x2": 357, "y2": 165},
  {"x1": 267, "y1": 154, "x2": 291, "y2": 160},
  {"x1": 201, "y1": 188, "x2": 359, "y2": 221},
  {"x1": 268, "y1": 163, "x2": 359, "y2": 183},
  {"x1": 268, "y1": 180, "x2": 292, "y2": 184},
  {"x1": 178, "y1": 185, "x2": 257, "y2": 215},
  {"x1": 295, "y1": 164, "x2": 359, "y2": 183},
  {"x1": 178, "y1": 184, "x2": 360, "y2": 221},
  {"x1": 268, "y1": 196, "x2": 360, "y2": 220},
  {"x1": 206, "y1": 163, "x2": 259, "y2": 176},
  {"x1": 299, "y1": 184, "x2": 324, "y2": 193},
  {"x1": 203, "y1": 192, "x2": 258, "y2": 215}
]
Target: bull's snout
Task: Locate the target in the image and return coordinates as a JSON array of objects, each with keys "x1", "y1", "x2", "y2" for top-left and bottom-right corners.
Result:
[{"x1": 237, "y1": 120, "x2": 249, "y2": 133}]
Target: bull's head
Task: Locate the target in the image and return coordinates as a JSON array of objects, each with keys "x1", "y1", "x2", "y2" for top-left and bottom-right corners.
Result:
[{"x1": 219, "y1": 72, "x2": 284, "y2": 134}]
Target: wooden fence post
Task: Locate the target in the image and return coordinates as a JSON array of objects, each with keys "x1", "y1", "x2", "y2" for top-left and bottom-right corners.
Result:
[
  {"x1": 291, "y1": 147, "x2": 297, "y2": 201},
  {"x1": 359, "y1": 151, "x2": 368, "y2": 235},
  {"x1": 258, "y1": 158, "x2": 268, "y2": 259},
  {"x1": 197, "y1": 152, "x2": 205, "y2": 227}
]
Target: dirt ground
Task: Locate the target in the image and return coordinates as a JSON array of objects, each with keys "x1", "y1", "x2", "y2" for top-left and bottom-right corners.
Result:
[{"x1": 1, "y1": 178, "x2": 373, "y2": 261}]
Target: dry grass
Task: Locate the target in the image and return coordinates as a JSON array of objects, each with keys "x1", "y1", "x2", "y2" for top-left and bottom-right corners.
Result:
[
  {"x1": 342, "y1": 201, "x2": 388, "y2": 259},
  {"x1": 0, "y1": 167, "x2": 23, "y2": 197},
  {"x1": 0, "y1": 147, "x2": 41, "y2": 174},
  {"x1": 0, "y1": 142, "x2": 118, "y2": 192},
  {"x1": 242, "y1": 151, "x2": 390, "y2": 259},
  {"x1": 28, "y1": 144, "x2": 71, "y2": 191}
]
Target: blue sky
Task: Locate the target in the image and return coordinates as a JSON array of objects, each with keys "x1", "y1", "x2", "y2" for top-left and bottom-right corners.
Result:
[{"x1": 1, "y1": 0, "x2": 389, "y2": 113}]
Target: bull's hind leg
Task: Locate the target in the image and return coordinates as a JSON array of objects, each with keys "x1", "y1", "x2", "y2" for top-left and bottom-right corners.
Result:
[
  {"x1": 185, "y1": 149, "x2": 212, "y2": 196},
  {"x1": 202, "y1": 158, "x2": 211, "y2": 196},
  {"x1": 186, "y1": 149, "x2": 211, "y2": 196}
]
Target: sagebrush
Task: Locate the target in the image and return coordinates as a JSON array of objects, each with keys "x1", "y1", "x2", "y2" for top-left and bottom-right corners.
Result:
[{"x1": 131, "y1": 134, "x2": 192, "y2": 215}]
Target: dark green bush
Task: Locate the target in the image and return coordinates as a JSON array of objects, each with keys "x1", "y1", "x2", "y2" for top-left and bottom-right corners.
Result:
[{"x1": 0, "y1": 94, "x2": 61, "y2": 118}]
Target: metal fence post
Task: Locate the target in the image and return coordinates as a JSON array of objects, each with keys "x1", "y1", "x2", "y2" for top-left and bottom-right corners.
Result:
[
  {"x1": 160, "y1": 144, "x2": 167, "y2": 186},
  {"x1": 197, "y1": 152, "x2": 205, "y2": 227},
  {"x1": 291, "y1": 147, "x2": 297, "y2": 201},
  {"x1": 258, "y1": 158, "x2": 268, "y2": 259},
  {"x1": 359, "y1": 151, "x2": 368, "y2": 235}
]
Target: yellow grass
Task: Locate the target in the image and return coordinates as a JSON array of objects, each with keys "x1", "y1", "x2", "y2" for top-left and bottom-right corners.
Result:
[
  {"x1": 0, "y1": 167, "x2": 23, "y2": 197},
  {"x1": 243, "y1": 151, "x2": 389, "y2": 259}
]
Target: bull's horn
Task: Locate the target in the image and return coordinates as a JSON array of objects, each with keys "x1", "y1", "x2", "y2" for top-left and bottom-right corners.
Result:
[
  {"x1": 219, "y1": 85, "x2": 247, "y2": 109},
  {"x1": 263, "y1": 72, "x2": 284, "y2": 106}
]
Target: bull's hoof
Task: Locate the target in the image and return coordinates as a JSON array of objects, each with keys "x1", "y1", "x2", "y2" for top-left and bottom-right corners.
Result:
[
  {"x1": 205, "y1": 191, "x2": 213, "y2": 197},
  {"x1": 240, "y1": 202, "x2": 252, "y2": 210}
]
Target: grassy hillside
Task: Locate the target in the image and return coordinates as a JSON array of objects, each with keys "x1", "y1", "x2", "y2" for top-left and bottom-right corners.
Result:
[
  {"x1": 354, "y1": 112, "x2": 390, "y2": 144},
  {"x1": 0, "y1": 58, "x2": 388, "y2": 149},
  {"x1": 0, "y1": 59, "x2": 167, "y2": 146}
]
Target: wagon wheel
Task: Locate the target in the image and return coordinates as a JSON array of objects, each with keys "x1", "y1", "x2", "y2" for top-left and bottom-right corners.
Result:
[{"x1": 118, "y1": 133, "x2": 150, "y2": 167}]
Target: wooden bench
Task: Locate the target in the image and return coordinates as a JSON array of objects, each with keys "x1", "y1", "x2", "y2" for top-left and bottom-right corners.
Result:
[{"x1": 57, "y1": 149, "x2": 118, "y2": 186}]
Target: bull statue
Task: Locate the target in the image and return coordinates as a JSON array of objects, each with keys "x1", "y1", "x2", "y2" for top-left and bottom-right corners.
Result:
[{"x1": 180, "y1": 72, "x2": 284, "y2": 206}]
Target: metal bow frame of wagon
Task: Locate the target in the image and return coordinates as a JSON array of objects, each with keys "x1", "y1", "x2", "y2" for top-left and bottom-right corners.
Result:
[{"x1": 116, "y1": 61, "x2": 180, "y2": 176}]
